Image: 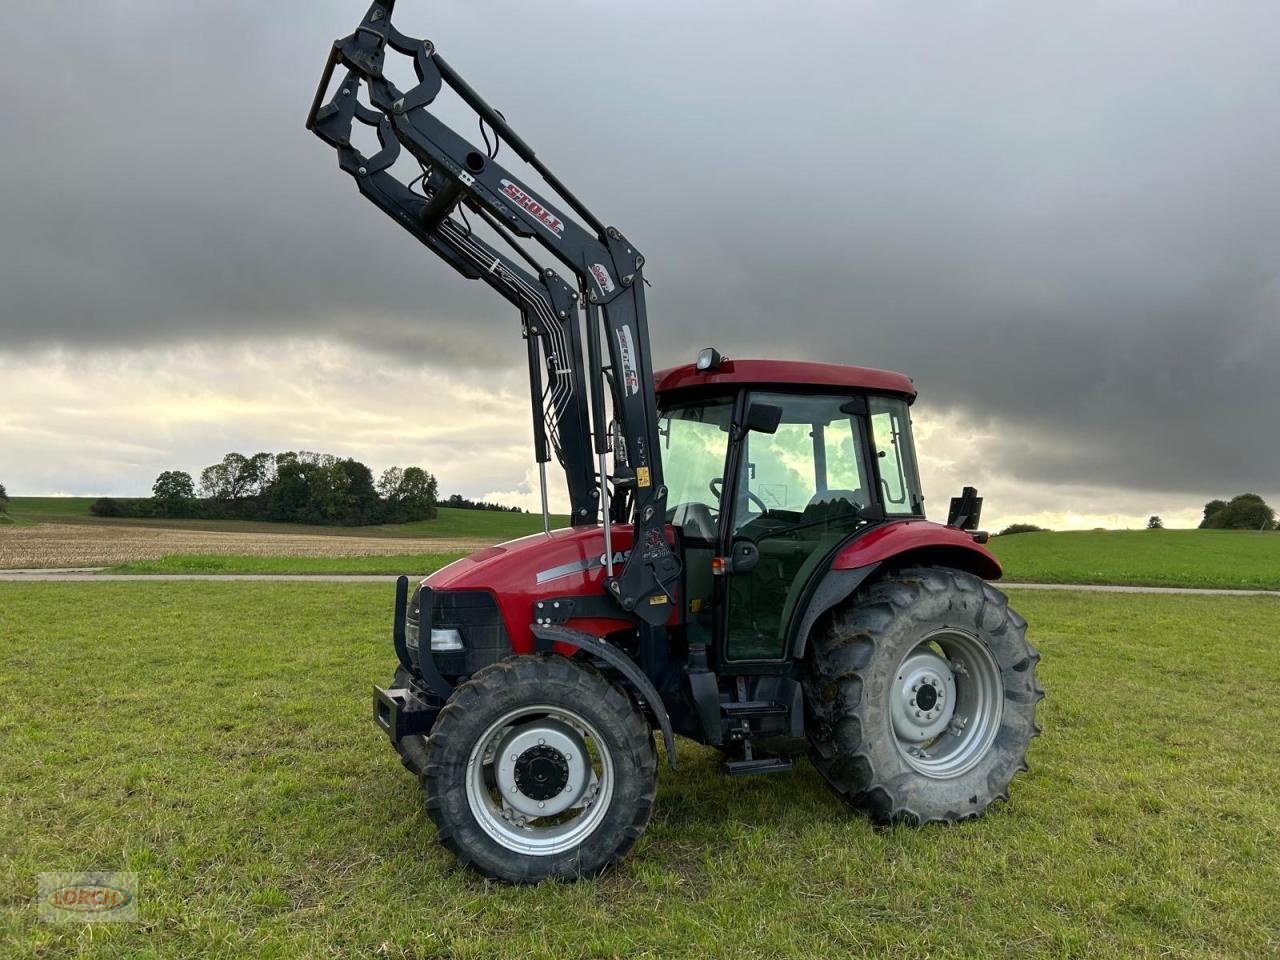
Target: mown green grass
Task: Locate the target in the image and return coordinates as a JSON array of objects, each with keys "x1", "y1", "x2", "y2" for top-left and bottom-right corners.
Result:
[
  {"x1": 110, "y1": 553, "x2": 466, "y2": 576},
  {"x1": 2, "y1": 584, "x2": 1278, "y2": 958},
  {"x1": 4, "y1": 497, "x2": 567, "y2": 540},
  {"x1": 990, "y1": 528, "x2": 1280, "y2": 590}
]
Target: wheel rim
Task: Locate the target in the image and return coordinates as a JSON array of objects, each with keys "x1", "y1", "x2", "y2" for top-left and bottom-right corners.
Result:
[
  {"x1": 465, "y1": 704, "x2": 615, "y2": 856},
  {"x1": 891, "y1": 629, "x2": 1003, "y2": 779}
]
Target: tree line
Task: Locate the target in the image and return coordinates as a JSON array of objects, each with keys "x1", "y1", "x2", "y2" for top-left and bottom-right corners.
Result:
[
  {"x1": 91, "y1": 452, "x2": 439, "y2": 526},
  {"x1": 443, "y1": 494, "x2": 526, "y2": 513},
  {"x1": 995, "y1": 493, "x2": 1278, "y2": 535},
  {"x1": 1199, "y1": 494, "x2": 1276, "y2": 531}
]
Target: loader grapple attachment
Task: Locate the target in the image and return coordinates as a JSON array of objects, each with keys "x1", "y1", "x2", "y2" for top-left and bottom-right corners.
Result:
[{"x1": 307, "y1": 0, "x2": 680, "y2": 622}]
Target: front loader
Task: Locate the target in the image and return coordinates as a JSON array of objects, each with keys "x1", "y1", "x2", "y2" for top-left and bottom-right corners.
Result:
[{"x1": 309, "y1": 1, "x2": 1043, "y2": 883}]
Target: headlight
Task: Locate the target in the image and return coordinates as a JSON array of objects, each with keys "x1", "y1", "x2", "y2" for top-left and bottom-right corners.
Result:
[
  {"x1": 405, "y1": 586, "x2": 423, "y2": 654},
  {"x1": 430, "y1": 628, "x2": 464, "y2": 652}
]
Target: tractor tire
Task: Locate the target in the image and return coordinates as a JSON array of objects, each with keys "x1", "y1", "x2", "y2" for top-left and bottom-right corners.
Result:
[
  {"x1": 392, "y1": 666, "x2": 429, "y2": 778},
  {"x1": 422, "y1": 654, "x2": 658, "y2": 883},
  {"x1": 804, "y1": 566, "x2": 1043, "y2": 825}
]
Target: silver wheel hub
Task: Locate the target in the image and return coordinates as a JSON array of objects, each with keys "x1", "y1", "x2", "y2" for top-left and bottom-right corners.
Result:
[
  {"x1": 890, "y1": 630, "x2": 1004, "y2": 779},
  {"x1": 892, "y1": 648, "x2": 956, "y2": 743},
  {"x1": 494, "y1": 719, "x2": 589, "y2": 818},
  {"x1": 465, "y1": 704, "x2": 615, "y2": 856}
]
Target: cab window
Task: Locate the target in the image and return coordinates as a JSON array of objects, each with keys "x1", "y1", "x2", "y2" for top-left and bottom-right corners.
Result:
[
  {"x1": 726, "y1": 393, "x2": 873, "y2": 660},
  {"x1": 869, "y1": 396, "x2": 924, "y2": 516},
  {"x1": 658, "y1": 398, "x2": 732, "y2": 541}
]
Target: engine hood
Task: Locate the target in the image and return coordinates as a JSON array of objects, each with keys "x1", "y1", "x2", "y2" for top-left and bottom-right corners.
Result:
[{"x1": 424, "y1": 524, "x2": 639, "y2": 596}]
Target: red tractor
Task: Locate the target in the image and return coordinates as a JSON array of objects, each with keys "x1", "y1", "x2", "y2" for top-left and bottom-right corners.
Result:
[{"x1": 310, "y1": 2, "x2": 1042, "y2": 883}]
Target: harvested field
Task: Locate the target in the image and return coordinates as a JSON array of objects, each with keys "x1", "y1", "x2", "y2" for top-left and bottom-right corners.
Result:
[{"x1": 0, "y1": 522, "x2": 495, "y2": 569}]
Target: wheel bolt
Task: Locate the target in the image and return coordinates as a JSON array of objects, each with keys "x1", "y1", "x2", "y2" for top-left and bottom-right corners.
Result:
[
  {"x1": 538, "y1": 738, "x2": 546, "y2": 746},
  {"x1": 538, "y1": 802, "x2": 545, "y2": 809},
  {"x1": 564, "y1": 753, "x2": 572, "y2": 761},
  {"x1": 510, "y1": 754, "x2": 517, "y2": 762}
]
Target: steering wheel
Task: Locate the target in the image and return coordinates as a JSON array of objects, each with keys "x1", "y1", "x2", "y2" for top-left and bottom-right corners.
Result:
[{"x1": 710, "y1": 477, "x2": 769, "y2": 514}]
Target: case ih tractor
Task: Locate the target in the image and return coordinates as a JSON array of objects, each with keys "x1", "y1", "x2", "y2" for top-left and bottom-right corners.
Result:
[{"x1": 309, "y1": 2, "x2": 1042, "y2": 883}]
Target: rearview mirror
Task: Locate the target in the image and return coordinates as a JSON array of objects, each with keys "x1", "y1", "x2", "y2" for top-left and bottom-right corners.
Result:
[{"x1": 744, "y1": 402, "x2": 782, "y2": 435}]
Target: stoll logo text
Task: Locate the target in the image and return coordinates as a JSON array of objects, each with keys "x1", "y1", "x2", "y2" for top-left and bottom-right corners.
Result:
[{"x1": 39, "y1": 872, "x2": 138, "y2": 923}]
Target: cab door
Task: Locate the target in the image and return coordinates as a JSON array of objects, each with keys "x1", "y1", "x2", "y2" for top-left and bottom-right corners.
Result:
[{"x1": 720, "y1": 393, "x2": 875, "y2": 662}]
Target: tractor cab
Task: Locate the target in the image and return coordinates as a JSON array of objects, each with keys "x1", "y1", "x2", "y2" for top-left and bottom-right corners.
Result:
[{"x1": 655, "y1": 353, "x2": 924, "y2": 663}]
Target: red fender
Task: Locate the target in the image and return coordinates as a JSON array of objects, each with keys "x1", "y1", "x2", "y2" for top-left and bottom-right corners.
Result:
[
  {"x1": 789, "y1": 520, "x2": 1001, "y2": 658},
  {"x1": 832, "y1": 518, "x2": 1002, "y2": 579}
]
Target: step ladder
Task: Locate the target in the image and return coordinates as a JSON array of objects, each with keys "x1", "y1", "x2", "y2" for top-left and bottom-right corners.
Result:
[{"x1": 721, "y1": 678, "x2": 794, "y2": 776}]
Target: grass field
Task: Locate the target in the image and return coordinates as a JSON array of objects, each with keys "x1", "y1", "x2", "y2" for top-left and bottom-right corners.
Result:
[
  {"x1": 3, "y1": 584, "x2": 1278, "y2": 958},
  {"x1": 8, "y1": 498, "x2": 1280, "y2": 590},
  {"x1": 990, "y1": 528, "x2": 1280, "y2": 590},
  {"x1": 109, "y1": 553, "x2": 467, "y2": 576},
  {"x1": 3, "y1": 497, "x2": 567, "y2": 540},
  {"x1": 0, "y1": 498, "x2": 562, "y2": 570}
]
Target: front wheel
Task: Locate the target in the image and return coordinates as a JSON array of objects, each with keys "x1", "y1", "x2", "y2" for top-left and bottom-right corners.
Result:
[
  {"x1": 422, "y1": 655, "x2": 657, "y2": 883},
  {"x1": 804, "y1": 566, "x2": 1043, "y2": 824}
]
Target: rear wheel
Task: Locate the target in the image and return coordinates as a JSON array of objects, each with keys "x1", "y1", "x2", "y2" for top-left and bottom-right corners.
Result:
[
  {"x1": 804, "y1": 566, "x2": 1043, "y2": 824},
  {"x1": 422, "y1": 655, "x2": 657, "y2": 883}
]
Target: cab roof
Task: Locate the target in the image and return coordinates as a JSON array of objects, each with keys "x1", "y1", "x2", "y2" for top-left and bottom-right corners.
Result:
[{"x1": 654, "y1": 358, "x2": 916, "y2": 400}]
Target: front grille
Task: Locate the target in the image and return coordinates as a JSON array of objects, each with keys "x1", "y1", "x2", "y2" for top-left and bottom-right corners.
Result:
[{"x1": 428, "y1": 590, "x2": 510, "y2": 678}]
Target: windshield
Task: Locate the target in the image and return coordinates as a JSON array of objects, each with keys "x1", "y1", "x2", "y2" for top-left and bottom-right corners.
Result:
[
  {"x1": 658, "y1": 399, "x2": 733, "y2": 540},
  {"x1": 732, "y1": 393, "x2": 873, "y2": 539}
]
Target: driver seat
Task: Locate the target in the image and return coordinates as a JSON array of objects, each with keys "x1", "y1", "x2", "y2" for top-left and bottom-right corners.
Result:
[
  {"x1": 671, "y1": 501, "x2": 718, "y2": 541},
  {"x1": 805, "y1": 488, "x2": 864, "y2": 512}
]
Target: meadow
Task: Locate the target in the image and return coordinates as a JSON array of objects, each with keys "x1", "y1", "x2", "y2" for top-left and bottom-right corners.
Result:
[
  {"x1": 5, "y1": 498, "x2": 1280, "y2": 592},
  {"x1": 2, "y1": 583, "x2": 1278, "y2": 958},
  {"x1": 989, "y1": 528, "x2": 1280, "y2": 590},
  {"x1": 0, "y1": 498, "x2": 562, "y2": 570},
  {"x1": 2, "y1": 497, "x2": 566, "y2": 539}
]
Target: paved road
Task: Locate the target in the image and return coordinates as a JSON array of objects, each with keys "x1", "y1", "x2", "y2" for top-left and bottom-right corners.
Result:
[{"x1": 2, "y1": 569, "x2": 1278, "y2": 596}]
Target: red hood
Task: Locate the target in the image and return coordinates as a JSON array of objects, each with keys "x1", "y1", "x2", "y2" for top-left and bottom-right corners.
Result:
[
  {"x1": 423, "y1": 525, "x2": 650, "y2": 656},
  {"x1": 424, "y1": 524, "x2": 639, "y2": 595}
]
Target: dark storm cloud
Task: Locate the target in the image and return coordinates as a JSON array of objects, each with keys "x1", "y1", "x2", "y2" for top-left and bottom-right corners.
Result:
[{"x1": 3, "y1": 1, "x2": 1279, "y2": 498}]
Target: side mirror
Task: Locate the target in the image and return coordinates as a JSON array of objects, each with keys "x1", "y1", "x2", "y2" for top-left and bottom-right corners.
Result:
[
  {"x1": 713, "y1": 538, "x2": 759, "y2": 575},
  {"x1": 744, "y1": 402, "x2": 782, "y2": 436},
  {"x1": 947, "y1": 486, "x2": 982, "y2": 530}
]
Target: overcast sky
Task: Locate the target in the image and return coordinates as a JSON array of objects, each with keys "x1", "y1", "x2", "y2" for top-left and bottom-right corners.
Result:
[{"x1": 3, "y1": 0, "x2": 1278, "y2": 529}]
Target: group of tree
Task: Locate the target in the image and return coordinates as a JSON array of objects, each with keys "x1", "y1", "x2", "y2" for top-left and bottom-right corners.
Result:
[
  {"x1": 0, "y1": 481, "x2": 8, "y2": 514},
  {"x1": 1199, "y1": 494, "x2": 1277, "y2": 531},
  {"x1": 443, "y1": 493, "x2": 526, "y2": 514},
  {"x1": 92, "y1": 452, "x2": 440, "y2": 526},
  {"x1": 996, "y1": 523, "x2": 1050, "y2": 536}
]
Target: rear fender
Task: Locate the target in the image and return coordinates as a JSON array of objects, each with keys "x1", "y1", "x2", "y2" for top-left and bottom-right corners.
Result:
[{"x1": 791, "y1": 520, "x2": 1002, "y2": 659}]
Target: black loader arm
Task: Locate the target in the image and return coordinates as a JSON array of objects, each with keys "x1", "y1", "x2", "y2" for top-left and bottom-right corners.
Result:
[{"x1": 307, "y1": 1, "x2": 680, "y2": 624}]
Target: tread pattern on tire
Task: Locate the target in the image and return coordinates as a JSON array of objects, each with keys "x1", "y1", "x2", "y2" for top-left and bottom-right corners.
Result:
[{"x1": 803, "y1": 566, "x2": 1044, "y2": 825}]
